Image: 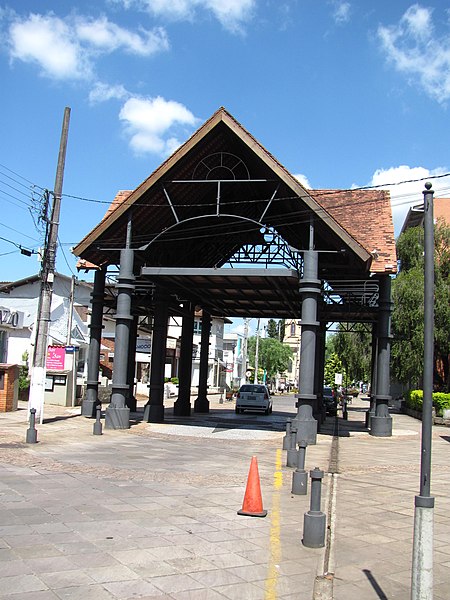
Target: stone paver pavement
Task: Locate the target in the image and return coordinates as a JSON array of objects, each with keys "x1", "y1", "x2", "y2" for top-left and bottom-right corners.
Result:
[{"x1": 0, "y1": 395, "x2": 448, "y2": 599}]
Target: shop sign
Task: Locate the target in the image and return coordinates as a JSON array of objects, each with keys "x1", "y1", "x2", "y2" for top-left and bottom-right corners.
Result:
[
  {"x1": 0, "y1": 307, "x2": 24, "y2": 329},
  {"x1": 46, "y1": 346, "x2": 66, "y2": 371}
]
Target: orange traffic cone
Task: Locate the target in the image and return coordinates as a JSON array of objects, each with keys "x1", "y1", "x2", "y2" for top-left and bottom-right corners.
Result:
[{"x1": 237, "y1": 456, "x2": 267, "y2": 517}]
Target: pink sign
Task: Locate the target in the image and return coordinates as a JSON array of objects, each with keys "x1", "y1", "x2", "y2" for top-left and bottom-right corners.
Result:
[{"x1": 46, "y1": 346, "x2": 65, "y2": 371}]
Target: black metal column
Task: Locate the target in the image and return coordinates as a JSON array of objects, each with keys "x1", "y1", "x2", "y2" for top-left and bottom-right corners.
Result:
[
  {"x1": 194, "y1": 310, "x2": 211, "y2": 413},
  {"x1": 82, "y1": 267, "x2": 106, "y2": 417},
  {"x1": 105, "y1": 242, "x2": 134, "y2": 430},
  {"x1": 174, "y1": 303, "x2": 195, "y2": 417},
  {"x1": 315, "y1": 321, "x2": 327, "y2": 424},
  {"x1": 366, "y1": 322, "x2": 378, "y2": 428},
  {"x1": 294, "y1": 250, "x2": 320, "y2": 445},
  {"x1": 370, "y1": 274, "x2": 393, "y2": 437},
  {"x1": 144, "y1": 287, "x2": 168, "y2": 423},
  {"x1": 126, "y1": 315, "x2": 138, "y2": 412}
]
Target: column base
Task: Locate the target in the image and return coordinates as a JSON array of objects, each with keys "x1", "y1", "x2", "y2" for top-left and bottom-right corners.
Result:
[
  {"x1": 105, "y1": 406, "x2": 130, "y2": 429},
  {"x1": 303, "y1": 510, "x2": 326, "y2": 548},
  {"x1": 126, "y1": 396, "x2": 137, "y2": 412},
  {"x1": 173, "y1": 400, "x2": 191, "y2": 416},
  {"x1": 293, "y1": 418, "x2": 317, "y2": 445},
  {"x1": 370, "y1": 415, "x2": 392, "y2": 437},
  {"x1": 194, "y1": 396, "x2": 209, "y2": 413},
  {"x1": 143, "y1": 403, "x2": 164, "y2": 423},
  {"x1": 81, "y1": 399, "x2": 98, "y2": 418}
]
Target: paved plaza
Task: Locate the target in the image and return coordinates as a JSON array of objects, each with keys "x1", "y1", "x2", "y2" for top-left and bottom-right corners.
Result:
[{"x1": 0, "y1": 395, "x2": 449, "y2": 599}]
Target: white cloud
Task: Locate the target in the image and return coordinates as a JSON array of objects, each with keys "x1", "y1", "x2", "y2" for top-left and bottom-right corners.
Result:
[
  {"x1": 75, "y1": 16, "x2": 169, "y2": 56},
  {"x1": 114, "y1": 0, "x2": 255, "y2": 33},
  {"x1": 378, "y1": 5, "x2": 450, "y2": 103},
  {"x1": 118, "y1": 96, "x2": 198, "y2": 155},
  {"x1": 331, "y1": 1, "x2": 351, "y2": 25},
  {"x1": 89, "y1": 82, "x2": 129, "y2": 104},
  {"x1": 5, "y1": 11, "x2": 169, "y2": 81},
  {"x1": 8, "y1": 13, "x2": 91, "y2": 80},
  {"x1": 367, "y1": 164, "x2": 450, "y2": 236},
  {"x1": 293, "y1": 173, "x2": 312, "y2": 189}
]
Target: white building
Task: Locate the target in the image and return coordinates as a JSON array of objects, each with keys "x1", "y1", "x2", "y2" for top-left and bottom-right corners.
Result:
[
  {"x1": 167, "y1": 311, "x2": 230, "y2": 390},
  {"x1": 283, "y1": 318, "x2": 301, "y2": 388},
  {"x1": 0, "y1": 273, "x2": 92, "y2": 371}
]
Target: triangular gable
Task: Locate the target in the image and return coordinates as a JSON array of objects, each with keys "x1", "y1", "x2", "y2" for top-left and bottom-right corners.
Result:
[{"x1": 73, "y1": 108, "x2": 369, "y2": 264}]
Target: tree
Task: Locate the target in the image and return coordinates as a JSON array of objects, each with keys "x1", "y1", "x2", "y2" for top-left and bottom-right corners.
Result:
[
  {"x1": 326, "y1": 325, "x2": 371, "y2": 386},
  {"x1": 324, "y1": 351, "x2": 345, "y2": 388},
  {"x1": 266, "y1": 319, "x2": 278, "y2": 339},
  {"x1": 266, "y1": 318, "x2": 285, "y2": 341},
  {"x1": 247, "y1": 336, "x2": 293, "y2": 380},
  {"x1": 392, "y1": 220, "x2": 450, "y2": 391}
]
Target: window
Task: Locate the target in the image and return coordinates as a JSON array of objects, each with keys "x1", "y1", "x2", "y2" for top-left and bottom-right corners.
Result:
[
  {"x1": 193, "y1": 321, "x2": 202, "y2": 334},
  {"x1": 290, "y1": 321, "x2": 296, "y2": 337},
  {"x1": 0, "y1": 331, "x2": 7, "y2": 363}
]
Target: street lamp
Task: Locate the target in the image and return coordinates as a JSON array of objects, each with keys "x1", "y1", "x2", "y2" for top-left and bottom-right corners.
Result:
[{"x1": 411, "y1": 182, "x2": 434, "y2": 599}]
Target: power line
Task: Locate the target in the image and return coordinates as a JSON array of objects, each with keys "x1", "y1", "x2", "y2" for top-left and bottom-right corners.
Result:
[
  {"x1": 60, "y1": 170, "x2": 450, "y2": 209},
  {"x1": 0, "y1": 235, "x2": 37, "y2": 256}
]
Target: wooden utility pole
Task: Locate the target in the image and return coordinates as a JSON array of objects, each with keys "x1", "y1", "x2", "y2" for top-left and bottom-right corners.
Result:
[{"x1": 29, "y1": 107, "x2": 71, "y2": 423}]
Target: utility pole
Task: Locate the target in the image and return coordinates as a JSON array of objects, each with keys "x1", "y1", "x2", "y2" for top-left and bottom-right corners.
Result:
[
  {"x1": 254, "y1": 318, "x2": 260, "y2": 384},
  {"x1": 66, "y1": 275, "x2": 76, "y2": 345},
  {"x1": 29, "y1": 107, "x2": 71, "y2": 423}
]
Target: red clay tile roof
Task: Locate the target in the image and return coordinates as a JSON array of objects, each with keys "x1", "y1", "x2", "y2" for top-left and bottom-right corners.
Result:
[
  {"x1": 435, "y1": 197, "x2": 450, "y2": 225},
  {"x1": 312, "y1": 189, "x2": 397, "y2": 273}
]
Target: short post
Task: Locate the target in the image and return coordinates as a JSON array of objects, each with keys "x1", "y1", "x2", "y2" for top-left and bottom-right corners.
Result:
[
  {"x1": 26, "y1": 408, "x2": 38, "y2": 444},
  {"x1": 282, "y1": 418, "x2": 292, "y2": 450},
  {"x1": 93, "y1": 404, "x2": 103, "y2": 436},
  {"x1": 342, "y1": 397, "x2": 348, "y2": 420},
  {"x1": 302, "y1": 467, "x2": 326, "y2": 548},
  {"x1": 292, "y1": 440, "x2": 308, "y2": 495},
  {"x1": 286, "y1": 427, "x2": 299, "y2": 467},
  {"x1": 219, "y1": 389, "x2": 223, "y2": 404}
]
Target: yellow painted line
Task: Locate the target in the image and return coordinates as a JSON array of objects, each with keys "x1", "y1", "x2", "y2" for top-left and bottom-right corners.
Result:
[{"x1": 265, "y1": 448, "x2": 283, "y2": 600}]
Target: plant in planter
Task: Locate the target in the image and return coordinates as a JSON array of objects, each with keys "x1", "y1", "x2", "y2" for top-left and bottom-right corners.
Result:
[{"x1": 18, "y1": 351, "x2": 30, "y2": 401}]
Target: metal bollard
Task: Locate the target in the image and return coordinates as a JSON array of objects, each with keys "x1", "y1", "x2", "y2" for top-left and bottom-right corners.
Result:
[
  {"x1": 286, "y1": 428, "x2": 299, "y2": 467},
  {"x1": 292, "y1": 440, "x2": 308, "y2": 495},
  {"x1": 282, "y1": 418, "x2": 292, "y2": 450},
  {"x1": 26, "y1": 408, "x2": 38, "y2": 444},
  {"x1": 342, "y1": 398, "x2": 348, "y2": 420},
  {"x1": 93, "y1": 404, "x2": 103, "y2": 435},
  {"x1": 302, "y1": 467, "x2": 326, "y2": 548}
]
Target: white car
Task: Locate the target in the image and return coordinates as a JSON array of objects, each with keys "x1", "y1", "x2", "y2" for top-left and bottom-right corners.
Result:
[{"x1": 235, "y1": 384, "x2": 273, "y2": 415}]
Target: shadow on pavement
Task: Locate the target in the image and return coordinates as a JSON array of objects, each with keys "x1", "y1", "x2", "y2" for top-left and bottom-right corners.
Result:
[{"x1": 363, "y1": 569, "x2": 388, "y2": 600}]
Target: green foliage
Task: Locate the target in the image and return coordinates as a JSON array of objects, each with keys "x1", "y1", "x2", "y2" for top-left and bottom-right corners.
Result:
[
  {"x1": 324, "y1": 352, "x2": 345, "y2": 387},
  {"x1": 266, "y1": 319, "x2": 279, "y2": 339},
  {"x1": 19, "y1": 351, "x2": 30, "y2": 391},
  {"x1": 247, "y1": 336, "x2": 293, "y2": 379},
  {"x1": 170, "y1": 377, "x2": 179, "y2": 385},
  {"x1": 326, "y1": 325, "x2": 371, "y2": 386},
  {"x1": 433, "y1": 393, "x2": 450, "y2": 416},
  {"x1": 392, "y1": 220, "x2": 450, "y2": 390},
  {"x1": 404, "y1": 389, "x2": 450, "y2": 416}
]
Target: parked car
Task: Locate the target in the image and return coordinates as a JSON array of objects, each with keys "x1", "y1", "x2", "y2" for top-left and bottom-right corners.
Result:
[
  {"x1": 235, "y1": 384, "x2": 273, "y2": 415},
  {"x1": 322, "y1": 386, "x2": 338, "y2": 416}
]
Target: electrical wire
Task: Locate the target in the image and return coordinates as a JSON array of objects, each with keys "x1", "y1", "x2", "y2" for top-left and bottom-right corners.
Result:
[
  {"x1": 60, "y1": 170, "x2": 450, "y2": 210},
  {"x1": 57, "y1": 235, "x2": 77, "y2": 277}
]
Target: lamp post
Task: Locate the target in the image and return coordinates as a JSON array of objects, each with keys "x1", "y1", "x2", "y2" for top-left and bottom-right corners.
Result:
[{"x1": 411, "y1": 182, "x2": 435, "y2": 600}]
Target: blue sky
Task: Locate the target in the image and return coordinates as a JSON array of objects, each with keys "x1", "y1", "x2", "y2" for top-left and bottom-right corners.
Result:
[{"x1": 1, "y1": 0, "x2": 450, "y2": 305}]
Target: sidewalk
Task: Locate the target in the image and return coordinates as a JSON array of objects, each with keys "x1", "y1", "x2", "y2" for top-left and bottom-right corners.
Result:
[{"x1": 0, "y1": 396, "x2": 448, "y2": 599}]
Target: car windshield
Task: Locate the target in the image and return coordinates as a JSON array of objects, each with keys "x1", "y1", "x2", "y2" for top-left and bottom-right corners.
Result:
[{"x1": 240, "y1": 385, "x2": 267, "y2": 394}]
